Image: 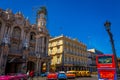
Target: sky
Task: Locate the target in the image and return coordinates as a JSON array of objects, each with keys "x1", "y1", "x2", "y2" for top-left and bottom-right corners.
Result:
[{"x1": 0, "y1": 0, "x2": 120, "y2": 57}]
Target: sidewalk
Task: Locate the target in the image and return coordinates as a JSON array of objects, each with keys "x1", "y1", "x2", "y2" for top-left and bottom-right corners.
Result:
[{"x1": 32, "y1": 76, "x2": 46, "y2": 80}]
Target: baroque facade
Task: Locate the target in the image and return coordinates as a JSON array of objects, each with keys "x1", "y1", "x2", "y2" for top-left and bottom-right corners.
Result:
[
  {"x1": 0, "y1": 7, "x2": 50, "y2": 75},
  {"x1": 48, "y1": 35, "x2": 88, "y2": 71}
]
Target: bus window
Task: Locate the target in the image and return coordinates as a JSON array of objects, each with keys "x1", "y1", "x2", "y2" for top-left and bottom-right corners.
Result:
[{"x1": 98, "y1": 56, "x2": 112, "y2": 64}]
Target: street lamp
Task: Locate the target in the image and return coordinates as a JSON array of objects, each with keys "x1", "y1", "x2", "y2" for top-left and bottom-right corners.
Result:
[{"x1": 104, "y1": 20, "x2": 118, "y2": 72}]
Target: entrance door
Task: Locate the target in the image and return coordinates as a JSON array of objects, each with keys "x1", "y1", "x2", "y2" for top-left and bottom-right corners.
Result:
[
  {"x1": 27, "y1": 61, "x2": 35, "y2": 71},
  {"x1": 5, "y1": 62, "x2": 21, "y2": 74}
]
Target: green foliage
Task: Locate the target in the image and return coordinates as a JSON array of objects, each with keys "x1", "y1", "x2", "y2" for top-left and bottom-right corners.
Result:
[{"x1": 37, "y1": 6, "x2": 47, "y2": 15}]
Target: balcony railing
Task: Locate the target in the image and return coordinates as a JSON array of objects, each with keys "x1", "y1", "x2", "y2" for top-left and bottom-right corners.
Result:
[
  {"x1": 29, "y1": 40, "x2": 36, "y2": 42},
  {"x1": 88, "y1": 56, "x2": 92, "y2": 58},
  {"x1": 64, "y1": 61, "x2": 73, "y2": 64},
  {"x1": 9, "y1": 48, "x2": 22, "y2": 55},
  {"x1": 29, "y1": 52, "x2": 36, "y2": 56}
]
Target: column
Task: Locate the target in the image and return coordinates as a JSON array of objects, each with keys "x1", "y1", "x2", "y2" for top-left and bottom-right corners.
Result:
[
  {"x1": 21, "y1": 50, "x2": 29, "y2": 73},
  {"x1": 42, "y1": 37, "x2": 44, "y2": 54},
  {"x1": 39, "y1": 38, "x2": 42, "y2": 53},
  {"x1": 35, "y1": 38, "x2": 38, "y2": 53},
  {"x1": 46, "y1": 61, "x2": 50, "y2": 72},
  {"x1": 0, "y1": 45, "x2": 9, "y2": 75},
  {"x1": 36, "y1": 58, "x2": 39, "y2": 76},
  {"x1": 38, "y1": 38, "x2": 40, "y2": 53},
  {"x1": 46, "y1": 37, "x2": 48, "y2": 56},
  {"x1": 39, "y1": 60, "x2": 42, "y2": 75}
]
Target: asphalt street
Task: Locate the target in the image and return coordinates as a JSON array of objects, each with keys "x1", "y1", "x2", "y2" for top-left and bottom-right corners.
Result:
[{"x1": 32, "y1": 75, "x2": 98, "y2": 80}]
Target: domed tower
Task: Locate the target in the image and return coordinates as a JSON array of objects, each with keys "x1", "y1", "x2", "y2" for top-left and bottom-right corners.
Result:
[
  {"x1": 35, "y1": 6, "x2": 50, "y2": 74},
  {"x1": 37, "y1": 6, "x2": 48, "y2": 33}
]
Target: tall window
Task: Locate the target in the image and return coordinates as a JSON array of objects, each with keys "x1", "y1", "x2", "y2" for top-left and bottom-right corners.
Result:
[
  {"x1": 12, "y1": 27, "x2": 21, "y2": 39},
  {"x1": 44, "y1": 37, "x2": 47, "y2": 54},
  {"x1": 57, "y1": 55, "x2": 60, "y2": 64},
  {"x1": 29, "y1": 46, "x2": 35, "y2": 55},
  {"x1": 30, "y1": 32, "x2": 36, "y2": 41},
  {"x1": 11, "y1": 42, "x2": 19, "y2": 51},
  {"x1": 11, "y1": 27, "x2": 21, "y2": 51}
]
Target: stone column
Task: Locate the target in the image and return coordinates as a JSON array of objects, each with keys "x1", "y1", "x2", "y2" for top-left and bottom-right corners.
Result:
[
  {"x1": 39, "y1": 60, "x2": 42, "y2": 75},
  {"x1": 46, "y1": 60, "x2": 50, "y2": 72},
  {"x1": 0, "y1": 33, "x2": 10, "y2": 75},
  {"x1": 35, "y1": 58, "x2": 39, "y2": 76},
  {"x1": 21, "y1": 50, "x2": 29, "y2": 73},
  {"x1": 0, "y1": 45, "x2": 9, "y2": 75},
  {"x1": 42, "y1": 37, "x2": 44, "y2": 54},
  {"x1": 46, "y1": 37, "x2": 49, "y2": 56}
]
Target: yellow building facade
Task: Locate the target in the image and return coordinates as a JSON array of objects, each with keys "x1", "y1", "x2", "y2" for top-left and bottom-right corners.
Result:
[{"x1": 48, "y1": 35, "x2": 88, "y2": 71}]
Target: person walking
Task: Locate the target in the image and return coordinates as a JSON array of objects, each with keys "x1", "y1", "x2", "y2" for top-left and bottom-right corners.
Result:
[
  {"x1": 29, "y1": 70, "x2": 34, "y2": 80},
  {"x1": 26, "y1": 70, "x2": 30, "y2": 79}
]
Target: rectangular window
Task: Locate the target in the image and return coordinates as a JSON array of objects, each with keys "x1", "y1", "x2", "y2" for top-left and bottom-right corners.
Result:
[{"x1": 98, "y1": 56, "x2": 112, "y2": 64}]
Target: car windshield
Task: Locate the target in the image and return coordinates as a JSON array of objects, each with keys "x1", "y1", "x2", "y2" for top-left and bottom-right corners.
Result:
[{"x1": 67, "y1": 72, "x2": 75, "y2": 74}]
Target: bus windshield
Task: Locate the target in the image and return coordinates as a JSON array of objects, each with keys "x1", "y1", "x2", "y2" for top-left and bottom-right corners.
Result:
[{"x1": 98, "y1": 56, "x2": 112, "y2": 64}]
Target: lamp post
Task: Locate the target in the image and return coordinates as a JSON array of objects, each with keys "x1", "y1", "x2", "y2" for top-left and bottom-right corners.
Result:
[{"x1": 104, "y1": 20, "x2": 118, "y2": 73}]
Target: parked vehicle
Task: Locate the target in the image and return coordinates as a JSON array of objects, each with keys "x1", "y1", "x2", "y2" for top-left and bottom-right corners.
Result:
[
  {"x1": 16, "y1": 73, "x2": 27, "y2": 80},
  {"x1": 58, "y1": 71, "x2": 67, "y2": 80},
  {"x1": 47, "y1": 72, "x2": 58, "y2": 80},
  {"x1": 66, "y1": 71, "x2": 76, "y2": 79},
  {"x1": 85, "y1": 71, "x2": 91, "y2": 77},
  {"x1": 41, "y1": 72, "x2": 49, "y2": 77},
  {"x1": 80, "y1": 71, "x2": 86, "y2": 77},
  {"x1": 0, "y1": 75, "x2": 16, "y2": 80},
  {"x1": 76, "y1": 71, "x2": 81, "y2": 77}
]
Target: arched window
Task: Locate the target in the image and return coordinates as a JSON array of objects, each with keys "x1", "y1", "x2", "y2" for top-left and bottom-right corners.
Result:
[
  {"x1": 30, "y1": 32, "x2": 36, "y2": 41},
  {"x1": 11, "y1": 27, "x2": 21, "y2": 51},
  {"x1": 12, "y1": 27, "x2": 21, "y2": 39},
  {"x1": 29, "y1": 32, "x2": 36, "y2": 54}
]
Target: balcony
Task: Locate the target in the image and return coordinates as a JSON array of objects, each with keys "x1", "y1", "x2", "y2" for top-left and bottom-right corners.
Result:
[
  {"x1": 88, "y1": 56, "x2": 92, "y2": 58},
  {"x1": 64, "y1": 61, "x2": 73, "y2": 66},
  {"x1": 9, "y1": 49, "x2": 22, "y2": 56},
  {"x1": 29, "y1": 52, "x2": 36, "y2": 56},
  {"x1": 30, "y1": 40, "x2": 36, "y2": 43},
  {"x1": 56, "y1": 42, "x2": 61, "y2": 46},
  {"x1": 56, "y1": 50, "x2": 61, "y2": 55},
  {"x1": 29, "y1": 40, "x2": 36, "y2": 45},
  {"x1": 11, "y1": 36, "x2": 20, "y2": 41},
  {"x1": 56, "y1": 61, "x2": 61, "y2": 64}
]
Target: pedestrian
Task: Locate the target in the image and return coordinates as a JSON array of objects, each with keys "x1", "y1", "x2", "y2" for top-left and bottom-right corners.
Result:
[
  {"x1": 26, "y1": 70, "x2": 30, "y2": 78},
  {"x1": 29, "y1": 70, "x2": 34, "y2": 80}
]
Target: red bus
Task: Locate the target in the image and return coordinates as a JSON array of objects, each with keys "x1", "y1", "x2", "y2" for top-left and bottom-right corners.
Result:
[{"x1": 96, "y1": 54, "x2": 117, "y2": 80}]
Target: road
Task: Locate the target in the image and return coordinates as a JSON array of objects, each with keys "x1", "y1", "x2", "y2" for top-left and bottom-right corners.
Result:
[{"x1": 32, "y1": 75, "x2": 98, "y2": 80}]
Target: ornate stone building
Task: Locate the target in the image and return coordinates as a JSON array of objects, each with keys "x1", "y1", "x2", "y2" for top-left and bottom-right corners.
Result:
[{"x1": 0, "y1": 7, "x2": 50, "y2": 75}]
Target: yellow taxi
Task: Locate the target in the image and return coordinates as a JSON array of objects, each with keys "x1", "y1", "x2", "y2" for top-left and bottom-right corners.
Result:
[
  {"x1": 66, "y1": 71, "x2": 76, "y2": 79},
  {"x1": 76, "y1": 71, "x2": 81, "y2": 77},
  {"x1": 80, "y1": 71, "x2": 86, "y2": 77},
  {"x1": 85, "y1": 71, "x2": 91, "y2": 77}
]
